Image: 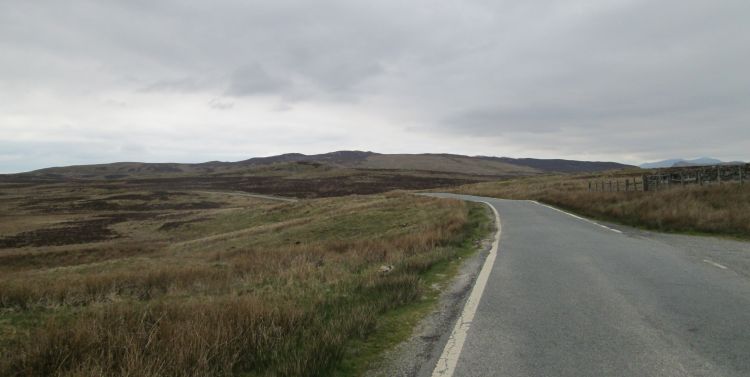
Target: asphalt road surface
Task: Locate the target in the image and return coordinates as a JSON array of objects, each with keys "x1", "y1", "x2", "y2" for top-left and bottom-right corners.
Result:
[{"x1": 427, "y1": 194, "x2": 750, "y2": 377}]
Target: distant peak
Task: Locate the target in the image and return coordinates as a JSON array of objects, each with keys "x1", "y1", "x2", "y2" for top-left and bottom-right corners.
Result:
[
  {"x1": 640, "y1": 157, "x2": 730, "y2": 169},
  {"x1": 322, "y1": 150, "x2": 378, "y2": 157}
]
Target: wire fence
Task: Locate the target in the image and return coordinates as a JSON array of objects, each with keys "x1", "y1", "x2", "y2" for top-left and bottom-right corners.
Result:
[{"x1": 588, "y1": 164, "x2": 748, "y2": 192}]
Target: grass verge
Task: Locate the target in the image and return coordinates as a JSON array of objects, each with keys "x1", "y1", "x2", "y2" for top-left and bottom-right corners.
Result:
[
  {"x1": 445, "y1": 173, "x2": 750, "y2": 239},
  {"x1": 331, "y1": 203, "x2": 493, "y2": 376}
]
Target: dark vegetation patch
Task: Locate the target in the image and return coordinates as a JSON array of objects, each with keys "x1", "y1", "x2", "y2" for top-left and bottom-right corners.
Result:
[
  {"x1": 103, "y1": 191, "x2": 190, "y2": 201},
  {"x1": 0, "y1": 175, "x2": 63, "y2": 186},
  {"x1": 0, "y1": 221, "x2": 118, "y2": 248},
  {"x1": 3, "y1": 162, "x2": 495, "y2": 199},
  {"x1": 21, "y1": 196, "x2": 87, "y2": 207},
  {"x1": 18, "y1": 191, "x2": 212, "y2": 215},
  {"x1": 0, "y1": 213, "x2": 155, "y2": 248},
  {"x1": 115, "y1": 173, "x2": 483, "y2": 198},
  {"x1": 5, "y1": 172, "x2": 485, "y2": 198},
  {"x1": 72, "y1": 199, "x2": 222, "y2": 212},
  {"x1": 0, "y1": 244, "x2": 158, "y2": 271},
  {"x1": 103, "y1": 193, "x2": 167, "y2": 201}
]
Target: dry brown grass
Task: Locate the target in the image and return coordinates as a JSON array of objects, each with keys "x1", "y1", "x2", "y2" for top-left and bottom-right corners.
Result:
[
  {"x1": 448, "y1": 174, "x2": 750, "y2": 238},
  {"x1": 0, "y1": 184, "x2": 479, "y2": 377}
]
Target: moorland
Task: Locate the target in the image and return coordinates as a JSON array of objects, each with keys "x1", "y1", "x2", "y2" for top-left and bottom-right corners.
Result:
[
  {"x1": 2, "y1": 151, "x2": 689, "y2": 376},
  {"x1": 0, "y1": 178, "x2": 493, "y2": 376}
]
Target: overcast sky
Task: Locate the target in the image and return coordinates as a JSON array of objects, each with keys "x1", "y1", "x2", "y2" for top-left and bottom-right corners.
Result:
[{"x1": 1, "y1": 0, "x2": 749, "y2": 173}]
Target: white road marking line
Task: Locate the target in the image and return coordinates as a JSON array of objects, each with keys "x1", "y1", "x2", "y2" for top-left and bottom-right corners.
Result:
[
  {"x1": 530, "y1": 201, "x2": 623, "y2": 234},
  {"x1": 432, "y1": 201, "x2": 501, "y2": 377},
  {"x1": 703, "y1": 259, "x2": 728, "y2": 270}
]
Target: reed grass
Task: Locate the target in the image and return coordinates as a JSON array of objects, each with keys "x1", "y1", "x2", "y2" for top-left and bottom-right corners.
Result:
[
  {"x1": 0, "y1": 192, "x2": 484, "y2": 376},
  {"x1": 449, "y1": 175, "x2": 750, "y2": 238}
]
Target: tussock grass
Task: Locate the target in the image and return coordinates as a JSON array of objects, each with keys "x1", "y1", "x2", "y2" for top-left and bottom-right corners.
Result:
[
  {"x1": 449, "y1": 174, "x2": 750, "y2": 238},
  {"x1": 0, "y1": 192, "x2": 479, "y2": 376}
]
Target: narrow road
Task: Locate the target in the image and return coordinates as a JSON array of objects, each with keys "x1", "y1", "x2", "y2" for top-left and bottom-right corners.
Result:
[
  {"x1": 192, "y1": 190, "x2": 298, "y2": 202},
  {"x1": 427, "y1": 194, "x2": 750, "y2": 377}
]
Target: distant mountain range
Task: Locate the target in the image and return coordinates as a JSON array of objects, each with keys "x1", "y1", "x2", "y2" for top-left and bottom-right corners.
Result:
[
  {"x1": 640, "y1": 157, "x2": 746, "y2": 169},
  {"x1": 13, "y1": 151, "x2": 634, "y2": 179}
]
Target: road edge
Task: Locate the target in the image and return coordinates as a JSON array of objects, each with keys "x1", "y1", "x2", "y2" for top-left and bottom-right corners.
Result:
[
  {"x1": 430, "y1": 201, "x2": 501, "y2": 377},
  {"x1": 363, "y1": 200, "x2": 501, "y2": 377}
]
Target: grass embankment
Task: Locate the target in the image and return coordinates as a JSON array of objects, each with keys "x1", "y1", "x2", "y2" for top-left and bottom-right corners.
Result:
[
  {"x1": 448, "y1": 173, "x2": 750, "y2": 239},
  {"x1": 333, "y1": 202, "x2": 491, "y2": 376},
  {"x1": 0, "y1": 187, "x2": 488, "y2": 377}
]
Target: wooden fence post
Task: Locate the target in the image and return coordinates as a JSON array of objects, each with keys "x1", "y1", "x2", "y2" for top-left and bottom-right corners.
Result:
[
  {"x1": 616, "y1": 180, "x2": 620, "y2": 192},
  {"x1": 632, "y1": 165, "x2": 750, "y2": 193},
  {"x1": 718, "y1": 166, "x2": 722, "y2": 185},
  {"x1": 740, "y1": 166, "x2": 744, "y2": 185},
  {"x1": 626, "y1": 179, "x2": 630, "y2": 191}
]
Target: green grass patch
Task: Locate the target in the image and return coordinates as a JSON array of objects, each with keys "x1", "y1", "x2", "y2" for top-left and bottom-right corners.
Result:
[{"x1": 330, "y1": 202, "x2": 493, "y2": 376}]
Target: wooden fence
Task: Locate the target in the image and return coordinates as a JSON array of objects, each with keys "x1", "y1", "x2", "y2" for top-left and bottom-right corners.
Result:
[
  {"x1": 589, "y1": 164, "x2": 748, "y2": 192},
  {"x1": 589, "y1": 178, "x2": 644, "y2": 192}
]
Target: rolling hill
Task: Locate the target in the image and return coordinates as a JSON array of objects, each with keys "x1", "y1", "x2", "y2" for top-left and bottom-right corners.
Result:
[
  {"x1": 19, "y1": 151, "x2": 633, "y2": 179},
  {"x1": 640, "y1": 157, "x2": 746, "y2": 169}
]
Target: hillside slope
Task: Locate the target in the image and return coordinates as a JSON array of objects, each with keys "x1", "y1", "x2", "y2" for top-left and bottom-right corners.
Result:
[
  {"x1": 17, "y1": 151, "x2": 633, "y2": 180},
  {"x1": 483, "y1": 156, "x2": 631, "y2": 173},
  {"x1": 352, "y1": 154, "x2": 540, "y2": 175}
]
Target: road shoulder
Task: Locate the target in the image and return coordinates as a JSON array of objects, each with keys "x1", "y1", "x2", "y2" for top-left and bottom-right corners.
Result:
[{"x1": 363, "y1": 208, "x2": 497, "y2": 377}]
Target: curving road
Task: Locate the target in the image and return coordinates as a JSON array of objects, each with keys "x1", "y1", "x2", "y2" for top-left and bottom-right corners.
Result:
[{"x1": 426, "y1": 194, "x2": 750, "y2": 377}]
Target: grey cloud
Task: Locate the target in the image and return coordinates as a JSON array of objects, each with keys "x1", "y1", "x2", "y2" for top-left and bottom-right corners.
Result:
[
  {"x1": 427, "y1": 0, "x2": 750, "y2": 161},
  {"x1": 443, "y1": 91, "x2": 749, "y2": 137},
  {"x1": 225, "y1": 63, "x2": 290, "y2": 97},
  {"x1": 140, "y1": 78, "x2": 205, "y2": 93},
  {"x1": 1, "y1": 0, "x2": 749, "y2": 171},
  {"x1": 444, "y1": 107, "x2": 573, "y2": 135},
  {"x1": 208, "y1": 98, "x2": 234, "y2": 110},
  {"x1": 0, "y1": 1, "x2": 399, "y2": 99}
]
